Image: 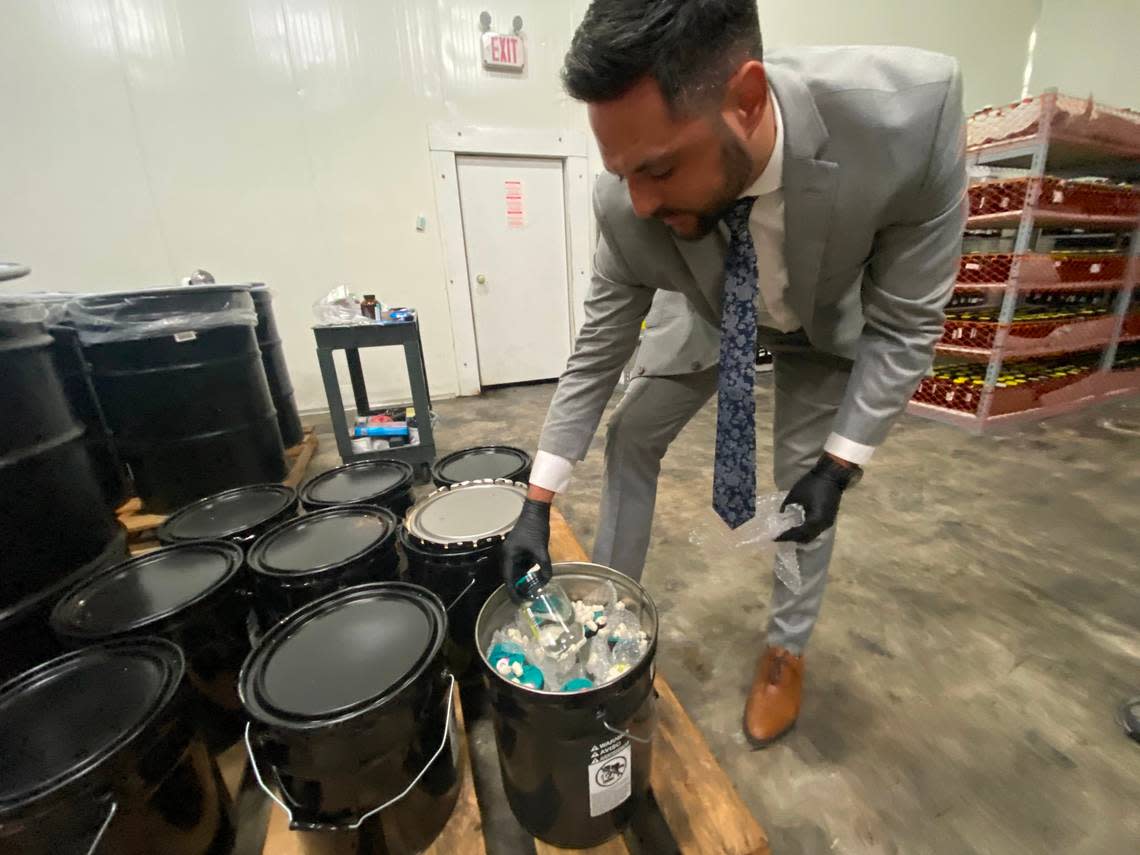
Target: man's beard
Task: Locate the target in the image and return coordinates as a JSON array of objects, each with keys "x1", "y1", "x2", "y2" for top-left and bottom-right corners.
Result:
[{"x1": 662, "y1": 131, "x2": 754, "y2": 240}]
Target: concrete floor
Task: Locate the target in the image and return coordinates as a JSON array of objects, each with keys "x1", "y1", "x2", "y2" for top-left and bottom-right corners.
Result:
[{"x1": 310, "y1": 379, "x2": 1140, "y2": 854}]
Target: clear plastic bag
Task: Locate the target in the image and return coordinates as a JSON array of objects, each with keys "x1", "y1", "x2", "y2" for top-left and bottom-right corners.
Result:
[
  {"x1": 312, "y1": 285, "x2": 373, "y2": 325},
  {"x1": 67, "y1": 285, "x2": 257, "y2": 344},
  {"x1": 689, "y1": 492, "x2": 806, "y2": 593},
  {"x1": 0, "y1": 292, "x2": 80, "y2": 325}
]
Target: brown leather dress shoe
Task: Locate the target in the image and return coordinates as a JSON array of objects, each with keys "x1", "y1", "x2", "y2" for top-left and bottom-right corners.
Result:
[{"x1": 743, "y1": 646, "x2": 804, "y2": 748}]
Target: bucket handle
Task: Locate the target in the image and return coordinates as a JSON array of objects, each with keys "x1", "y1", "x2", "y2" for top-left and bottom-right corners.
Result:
[
  {"x1": 85, "y1": 798, "x2": 118, "y2": 855},
  {"x1": 445, "y1": 577, "x2": 478, "y2": 613},
  {"x1": 244, "y1": 672, "x2": 457, "y2": 830},
  {"x1": 600, "y1": 718, "x2": 652, "y2": 745}
]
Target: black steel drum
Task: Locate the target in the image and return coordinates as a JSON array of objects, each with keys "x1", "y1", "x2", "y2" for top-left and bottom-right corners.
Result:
[
  {"x1": 250, "y1": 285, "x2": 304, "y2": 448},
  {"x1": 0, "y1": 528, "x2": 128, "y2": 685},
  {"x1": 0, "y1": 639, "x2": 236, "y2": 855},
  {"x1": 240, "y1": 583, "x2": 459, "y2": 853},
  {"x1": 51, "y1": 541, "x2": 251, "y2": 752},
  {"x1": 247, "y1": 505, "x2": 400, "y2": 629},
  {"x1": 0, "y1": 294, "x2": 130, "y2": 510},
  {"x1": 431, "y1": 445, "x2": 531, "y2": 488},
  {"x1": 401, "y1": 480, "x2": 526, "y2": 699},
  {"x1": 0, "y1": 313, "x2": 124, "y2": 617},
  {"x1": 75, "y1": 285, "x2": 286, "y2": 513},
  {"x1": 299, "y1": 459, "x2": 415, "y2": 517}
]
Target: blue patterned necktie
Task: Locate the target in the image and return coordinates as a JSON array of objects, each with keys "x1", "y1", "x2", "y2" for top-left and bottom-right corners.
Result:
[{"x1": 713, "y1": 197, "x2": 759, "y2": 529}]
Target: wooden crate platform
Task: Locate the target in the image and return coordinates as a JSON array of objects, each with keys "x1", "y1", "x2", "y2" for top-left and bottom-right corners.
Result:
[
  {"x1": 115, "y1": 428, "x2": 319, "y2": 547},
  {"x1": 221, "y1": 507, "x2": 769, "y2": 855}
]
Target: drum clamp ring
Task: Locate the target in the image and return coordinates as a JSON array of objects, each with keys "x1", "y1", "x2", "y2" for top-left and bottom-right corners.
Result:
[{"x1": 244, "y1": 672, "x2": 457, "y2": 829}]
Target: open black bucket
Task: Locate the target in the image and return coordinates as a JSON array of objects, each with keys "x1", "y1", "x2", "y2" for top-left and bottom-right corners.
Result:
[
  {"x1": 246, "y1": 505, "x2": 400, "y2": 630},
  {"x1": 240, "y1": 582, "x2": 460, "y2": 854},
  {"x1": 430, "y1": 446, "x2": 532, "y2": 488},
  {"x1": 157, "y1": 484, "x2": 300, "y2": 548},
  {"x1": 50, "y1": 541, "x2": 251, "y2": 753},
  {"x1": 400, "y1": 480, "x2": 525, "y2": 704},
  {"x1": 0, "y1": 638, "x2": 236, "y2": 855},
  {"x1": 299, "y1": 459, "x2": 415, "y2": 518},
  {"x1": 475, "y1": 562, "x2": 658, "y2": 848}
]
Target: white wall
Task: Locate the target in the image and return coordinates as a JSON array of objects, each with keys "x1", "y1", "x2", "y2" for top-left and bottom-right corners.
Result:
[
  {"x1": 3, "y1": 0, "x2": 1085, "y2": 415},
  {"x1": 0, "y1": 0, "x2": 591, "y2": 412},
  {"x1": 758, "y1": 0, "x2": 1042, "y2": 113},
  {"x1": 1028, "y1": 0, "x2": 1140, "y2": 109}
]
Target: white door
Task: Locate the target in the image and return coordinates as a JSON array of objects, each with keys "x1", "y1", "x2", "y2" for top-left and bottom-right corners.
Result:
[{"x1": 456, "y1": 155, "x2": 573, "y2": 386}]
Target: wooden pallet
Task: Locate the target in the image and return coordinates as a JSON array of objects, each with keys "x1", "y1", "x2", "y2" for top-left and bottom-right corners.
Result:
[
  {"x1": 220, "y1": 507, "x2": 770, "y2": 855},
  {"x1": 115, "y1": 428, "x2": 319, "y2": 546}
]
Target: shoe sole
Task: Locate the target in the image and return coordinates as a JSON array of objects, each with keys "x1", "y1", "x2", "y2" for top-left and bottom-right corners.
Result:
[{"x1": 742, "y1": 711, "x2": 796, "y2": 749}]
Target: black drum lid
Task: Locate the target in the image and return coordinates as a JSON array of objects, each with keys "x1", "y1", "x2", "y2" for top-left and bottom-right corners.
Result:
[
  {"x1": 51, "y1": 542, "x2": 243, "y2": 639},
  {"x1": 241, "y1": 582, "x2": 445, "y2": 725},
  {"x1": 0, "y1": 639, "x2": 183, "y2": 809},
  {"x1": 433, "y1": 446, "x2": 530, "y2": 485},
  {"x1": 158, "y1": 484, "x2": 296, "y2": 542},
  {"x1": 247, "y1": 506, "x2": 397, "y2": 577},
  {"x1": 300, "y1": 460, "x2": 413, "y2": 506}
]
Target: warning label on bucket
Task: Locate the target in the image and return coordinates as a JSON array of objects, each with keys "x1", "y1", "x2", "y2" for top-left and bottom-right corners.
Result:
[{"x1": 588, "y1": 734, "x2": 631, "y2": 817}]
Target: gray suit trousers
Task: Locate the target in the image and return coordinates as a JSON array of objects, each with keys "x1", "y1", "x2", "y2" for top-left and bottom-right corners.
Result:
[{"x1": 592, "y1": 339, "x2": 853, "y2": 653}]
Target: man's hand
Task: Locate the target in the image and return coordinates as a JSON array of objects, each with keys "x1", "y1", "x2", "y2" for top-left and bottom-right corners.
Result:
[
  {"x1": 501, "y1": 497, "x2": 553, "y2": 600},
  {"x1": 775, "y1": 454, "x2": 860, "y2": 544}
]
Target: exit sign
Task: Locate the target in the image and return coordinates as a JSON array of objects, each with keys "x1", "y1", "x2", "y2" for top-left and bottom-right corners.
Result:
[{"x1": 482, "y1": 32, "x2": 525, "y2": 71}]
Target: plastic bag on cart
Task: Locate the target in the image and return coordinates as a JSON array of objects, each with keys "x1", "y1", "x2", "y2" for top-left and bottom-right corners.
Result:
[
  {"x1": 689, "y1": 492, "x2": 806, "y2": 593},
  {"x1": 313, "y1": 285, "x2": 373, "y2": 325}
]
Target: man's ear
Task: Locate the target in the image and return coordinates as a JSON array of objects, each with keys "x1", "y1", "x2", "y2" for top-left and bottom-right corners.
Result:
[{"x1": 722, "y1": 60, "x2": 768, "y2": 137}]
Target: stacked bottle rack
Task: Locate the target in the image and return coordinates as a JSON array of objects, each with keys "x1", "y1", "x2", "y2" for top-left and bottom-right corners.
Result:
[{"x1": 909, "y1": 91, "x2": 1140, "y2": 431}]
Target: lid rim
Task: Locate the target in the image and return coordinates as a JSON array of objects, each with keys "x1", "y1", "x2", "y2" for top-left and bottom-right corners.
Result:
[
  {"x1": 299, "y1": 459, "x2": 414, "y2": 507},
  {"x1": 405, "y1": 479, "x2": 526, "y2": 549},
  {"x1": 432, "y1": 445, "x2": 531, "y2": 485},
  {"x1": 247, "y1": 505, "x2": 397, "y2": 578},
  {"x1": 240, "y1": 583, "x2": 446, "y2": 729},
  {"x1": 74, "y1": 284, "x2": 253, "y2": 303},
  {"x1": 0, "y1": 639, "x2": 184, "y2": 812},
  {"x1": 157, "y1": 484, "x2": 297, "y2": 542},
  {"x1": 49, "y1": 542, "x2": 243, "y2": 640}
]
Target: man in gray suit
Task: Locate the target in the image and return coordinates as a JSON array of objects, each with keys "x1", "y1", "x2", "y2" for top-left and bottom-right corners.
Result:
[{"x1": 502, "y1": 0, "x2": 965, "y2": 745}]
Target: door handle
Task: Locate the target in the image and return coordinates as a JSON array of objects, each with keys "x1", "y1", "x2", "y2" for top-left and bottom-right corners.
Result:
[{"x1": 476, "y1": 274, "x2": 487, "y2": 285}]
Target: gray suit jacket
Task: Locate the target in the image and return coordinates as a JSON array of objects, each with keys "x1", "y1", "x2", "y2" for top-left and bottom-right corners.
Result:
[{"x1": 539, "y1": 46, "x2": 966, "y2": 461}]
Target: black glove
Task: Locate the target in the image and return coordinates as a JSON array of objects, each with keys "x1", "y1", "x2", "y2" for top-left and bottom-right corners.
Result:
[
  {"x1": 501, "y1": 498, "x2": 553, "y2": 600},
  {"x1": 774, "y1": 455, "x2": 861, "y2": 544}
]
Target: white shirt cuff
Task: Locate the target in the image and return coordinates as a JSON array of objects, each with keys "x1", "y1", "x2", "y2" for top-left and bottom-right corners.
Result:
[
  {"x1": 823, "y1": 433, "x2": 876, "y2": 466},
  {"x1": 529, "y1": 450, "x2": 575, "y2": 494}
]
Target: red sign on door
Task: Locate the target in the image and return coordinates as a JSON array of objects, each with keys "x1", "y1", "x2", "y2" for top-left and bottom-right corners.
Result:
[{"x1": 505, "y1": 179, "x2": 525, "y2": 228}]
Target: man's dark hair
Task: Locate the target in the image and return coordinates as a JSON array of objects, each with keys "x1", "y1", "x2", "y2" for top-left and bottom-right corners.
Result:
[{"x1": 562, "y1": 0, "x2": 763, "y2": 110}]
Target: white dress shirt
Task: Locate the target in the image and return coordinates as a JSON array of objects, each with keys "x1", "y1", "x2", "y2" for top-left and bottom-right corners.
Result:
[{"x1": 531, "y1": 95, "x2": 874, "y2": 495}]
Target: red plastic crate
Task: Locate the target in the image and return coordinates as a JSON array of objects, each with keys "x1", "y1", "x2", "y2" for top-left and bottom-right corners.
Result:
[
  {"x1": 968, "y1": 93, "x2": 1140, "y2": 155},
  {"x1": 913, "y1": 371, "x2": 1094, "y2": 416},
  {"x1": 940, "y1": 312, "x2": 1116, "y2": 355},
  {"x1": 1122, "y1": 311, "x2": 1140, "y2": 340},
  {"x1": 968, "y1": 177, "x2": 1140, "y2": 222},
  {"x1": 958, "y1": 253, "x2": 1128, "y2": 287}
]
